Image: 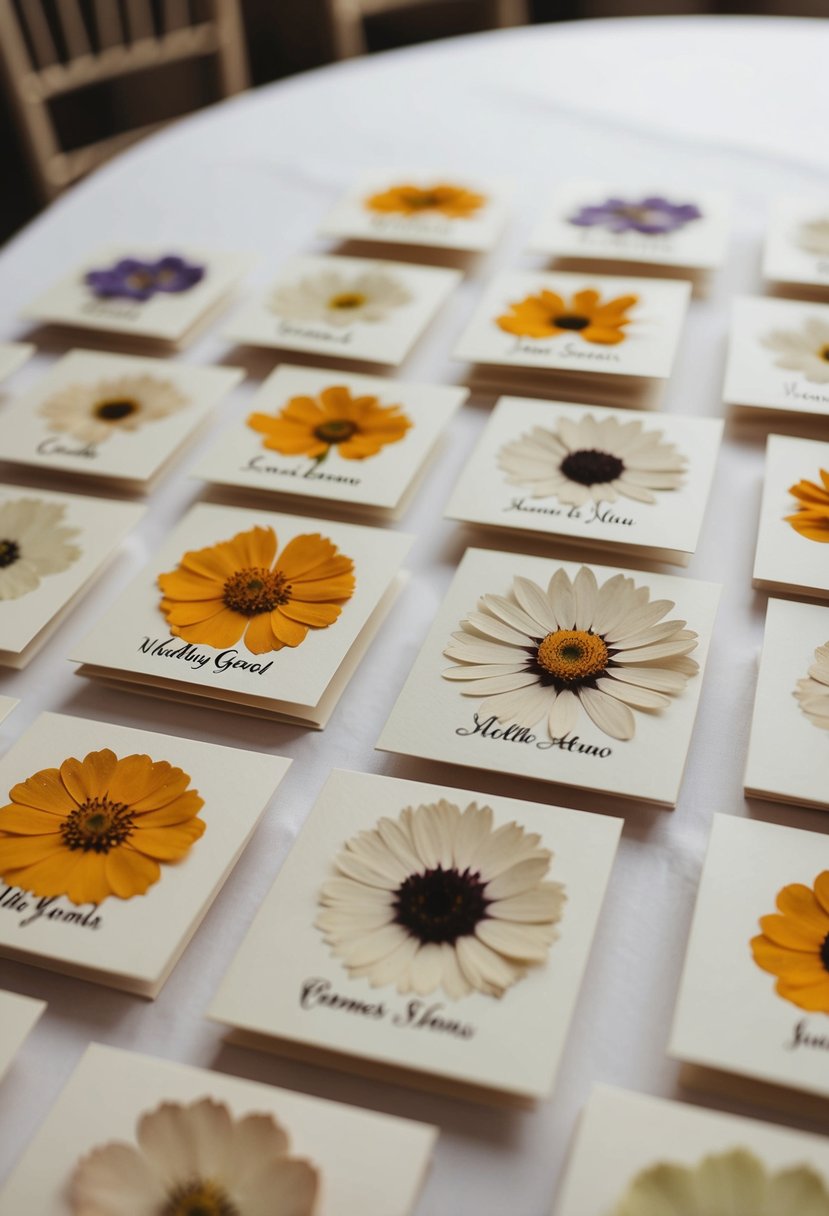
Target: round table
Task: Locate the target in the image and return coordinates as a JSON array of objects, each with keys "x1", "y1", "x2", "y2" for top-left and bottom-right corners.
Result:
[{"x1": 1, "y1": 15, "x2": 828, "y2": 1215}]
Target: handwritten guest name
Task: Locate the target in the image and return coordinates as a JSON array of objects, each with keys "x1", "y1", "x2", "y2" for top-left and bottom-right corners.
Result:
[
  {"x1": 506, "y1": 497, "x2": 635, "y2": 528},
  {"x1": 512, "y1": 339, "x2": 622, "y2": 364},
  {"x1": 139, "y1": 636, "x2": 273, "y2": 675},
  {"x1": 80, "y1": 299, "x2": 142, "y2": 322},
  {"x1": 783, "y1": 380, "x2": 829, "y2": 407},
  {"x1": 0, "y1": 885, "x2": 102, "y2": 930},
  {"x1": 243, "y1": 454, "x2": 361, "y2": 487},
  {"x1": 299, "y1": 977, "x2": 475, "y2": 1040},
  {"x1": 37, "y1": 436, "x2": 98, "y2": 459},
  {"x1": 456, "y1": 713, "x2": 613, "y2": 758},
  {"x1": 787, "y1": 1019, "x2": 829, "y2": 1053},
  {"x1": 277, "y1": 320, "x2": 354, "y2": 345}
]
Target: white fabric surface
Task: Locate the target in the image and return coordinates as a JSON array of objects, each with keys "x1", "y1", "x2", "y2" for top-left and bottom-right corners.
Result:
[{"x1": 0, "y1": 15, "x2": 828, "y2": 1213}]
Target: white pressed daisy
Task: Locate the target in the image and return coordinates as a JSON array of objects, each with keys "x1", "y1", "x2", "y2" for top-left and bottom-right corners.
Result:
[
  {"x1": 795, "y1": 642, "x2": 829, "y2": 731},
  {"x1": 797, "y1": 216, "x2": 829, "y2": 257},
  {"x1": 443, "y1": 565, "x2": 699, "y2": 743},
  {"x1": 613, "y1": 1146, "x2": 829, "y2": 1216},
  {"x1": 39, "y1": 374, "x2": 190, "y2": 445},
  {"x1": 69, "y1": 1097, "x2": 319, "y2": 1216},
  {"x1": 317, "y1": 799, "x2": 566, "y2": 1000},
  {"x1": 497, "y1": 414, "x2": 686, "y2": 507},
  {"x1": 0, "y1": 497, "x2": 81, "y2": 600},
  {"x1": 763, "y1": 317, "x2": 829, "y2": 384},
  {"x1": 270, "y1": 268, "x2": 412, "y2": 328}
]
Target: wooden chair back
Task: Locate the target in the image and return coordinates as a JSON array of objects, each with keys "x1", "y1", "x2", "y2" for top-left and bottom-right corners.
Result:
[{"x1": 327, "y1": 0, "x2": 529, "y2": 59}]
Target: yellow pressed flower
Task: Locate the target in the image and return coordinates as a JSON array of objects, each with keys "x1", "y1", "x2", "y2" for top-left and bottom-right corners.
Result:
[
  {"x1": 751, "y1": 872, "x2": 829, "y2": 1012},
  {"x1": 365, "y1": 182, "x2": 486, "y2": 219},
  {"x1": 247, "y1": 385, "x2": 412, "y2": 462},
  {"x1": 496, "y1": 288, "x2": 638, "y2": 345},
  {"x1": 785, "y1": 468, "x2": 829, "y2": 543}
]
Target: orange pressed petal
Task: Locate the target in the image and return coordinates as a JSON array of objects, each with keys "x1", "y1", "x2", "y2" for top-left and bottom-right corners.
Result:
[
  {"x1": 64, "y1": 852, "x2": 111, "y2": 906},
  {"x1": 130, "y1": 819, "x2": 206, "y2": 861},
  {"x1": 788, "y1": 480, "x2": 829, "y2": 505},
  {"x1": 0, "y1": 832, "x2": 66, "y2": 873},
  {"x1": 275, "y1": 533, "x2": 338, "y2": 579},
  {"x1": 136, "y1": 791, "x2": 205, "y2": 828},
  {"x1": 105, "y1": 848, "x2": 161, "y2": 899},
  {"x1": 289, "y1": 573, "x2": 356, "y2": 603},
  {"x1": 777, "y1": 882, "x2": 829, "y2": 934},
  {"x1": 318, "y1": 385, "x2": 356, "y2": 415},
  {"x1": 572, "y1": 289, "x2": 601, "y2": 313},
  {"x1": 157, "y1": 569, "x2": 225, "y2": 603},
  {"x1": 269, "y1": 608, "x2": 310, "y2": 648},
  {"x1": 289, "y1": 554, "x2": 355, "y2": 584},
  {"x1": 581, "y1": 325, "x2": 627, "y2": 345},
  {"x1": 3, "y1": 849, "x2": 85, "y2": 902},
  {"x1": 776, "y1": 975, "x2": 829, "y2": 1013},
  {"x1": 242, "y1": 611, "x2": 282, "y2": 655},
  {"x1": 0, "y1": 806, "x2": 68, "y2": 835},
  {"x1": 337, "y1": 438, "x2": 385, "y2": 460},
  {"x1": 166, "y1": 607, "x2": 247, "y2": 649},
  {"x1": 7, "y1": 768, "x2": 77, "y2": 816},
  {"x1": 813, "y1": 872, "x2": 829, "y2": 918},
  {"x1": 279, "y1": 600, "x2": 342, "y2": 628},
  {"x1": 750, "y1": 935, "x2": 825, "y2": 979},
  {"x1": 161, "y1": 601, "x2": 232, "y2": 627},
  {"x1": 126, "y1": 768, "x2": 192, "y2": 813},
  {"x1": 759, "y1": 913, "x2": 825, "y2": 950},
  {"x1": 787, "y1": 515, "x2": 829, "y2": 542},
  {"x1": 60, "y1": 750, "x2": 118, "y2": 805},
  {"x1": 280, "y1": 394, "x2": 326, "y2": 423}
]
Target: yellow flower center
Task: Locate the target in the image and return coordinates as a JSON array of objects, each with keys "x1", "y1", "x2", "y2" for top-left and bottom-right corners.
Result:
[
  {"x1": 162, "y1": 1179, "x2": 239, "y2": 1216},
  {"x1": 93, "y1": 398, "x2": 140, "y2": 422},
  {"x1": 536, "y1": 629, "x2": 608, "y2": 681},
  {"x1": 314, "y1": 418, "x2": 359, "y2": 444},
  {"x1": 0, "y1": 538, "x2": 20, "y2": 568},
  {"x1": 222, "y1": 566, "x2": 291, "y2": 616},
  {"x1": 328, "y1": 291, "x2": 366, "y2": 310},
  {"x1": 60, "y1": 799, "x2": 135, "y2": 853}
]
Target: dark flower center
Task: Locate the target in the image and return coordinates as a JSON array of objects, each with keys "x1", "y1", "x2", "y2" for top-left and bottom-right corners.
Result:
[
  {"x1": 223, "y1": 566, "x2": 291, "y2": 615},
  {"x1": 561, "y1": 448, "x2": 625, "y2": 486},
  {"x1": 552, "y1": 313, "x2": 589, "y2": 331},
  {"x1": 820, "y1": 345, "x2": 829, "y2": 363},
  {"x1": 394, "y1": 865, "x2": 490, "y2": 944},
  {"x1": 329, "y1": 292, "x2": 366, "y2": 310},
  {"x1": 93, "y1": 398, "x2": 139, "y2": 422},
  {"x1": 162, "y1": 1180, "x2": 239, "y2": 1216},
  {"x1": 0, "y1": 539, "x2": 20, "y2": 568},
  {"x1": 314, "y1": 419, "x2": 358, "y2": 444},
  {"x1": 821, "y1": 933, "x2": 829, "y2": 973},
  {"x1": 406, "y1": 191, "x2": 442, "y2": 209},
  {"x1": 60, "y1": 799, "x2": 134, "y2": 853},
  {"x1": 126, "y1": 270, "x2": 155, "y2": 291}
]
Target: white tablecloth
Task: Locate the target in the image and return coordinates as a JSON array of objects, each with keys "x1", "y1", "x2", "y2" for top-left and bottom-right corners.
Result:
[{"x1": 1, "y1": 15, "x2": 828, "y2": 1213}]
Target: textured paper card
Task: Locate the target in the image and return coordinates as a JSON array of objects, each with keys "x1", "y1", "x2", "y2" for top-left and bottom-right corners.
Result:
[
  {"x1": 669, "y1": 814, "x2": 829, "y2": 1104},
  {"x1": 0, "y1": 988, "x2": 45, "y2": 1082},
  {"x1": 0, "y1": 342, "x2": 34, "y2": 385},
  {"x1": 745, "y1": 597, "x2": 829, "y2": 808},
  {"x1": 553, "y1": 1084, "x2": 829, "y2": 1216},
  {"x1": 724, "y1": 295, "x2": 829, "y2": 417},
  {"x1": 0, "y1": 350, "x2": 243, "y2": 489},
  {"x1": 763, "y1": 195, "x2": 829, "y2": 291},
  {"x1": 226, "y1": 254, "x2": 461, "y2": 367},
  {"x1": 0, "y1": 484, "x2": 144, "y2": 668},
  {"x1": 194, "y1": 363, "x2": 467, "y2": 514},
  {"x1": 378, "y1": 549, "x2": 719, "y2": 807},
  {"x1": 0, "y1": 1042, "x2": 436, "y2": 1216},
  {"x1": 210, "y1": 768, "x2": 621, "y2": 1106},
  {"x1": 445, "y1": 396, "x2": 722, "y2": 563},
  {"x1": 753, "y1": 434, "x2": 829, "y2": 598},
  {"x1": 0, "y1": 712, "x2": 291, "y2": 995}
]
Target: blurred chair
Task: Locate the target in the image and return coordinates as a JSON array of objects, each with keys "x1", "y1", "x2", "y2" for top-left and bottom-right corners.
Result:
[
  {"x1": 327, "y1": 0, "x2": 529, "y2": 58},
  {"x1": 0, "y1": 0, "x2": 248, "y2": 201}
]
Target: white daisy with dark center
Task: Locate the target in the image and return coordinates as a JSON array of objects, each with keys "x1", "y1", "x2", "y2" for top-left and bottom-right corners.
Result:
[
  {"x1": 498, "y1": 414, "x2": 687, "y2": 508},
  {"x1": 317, "y1": 800, "x2": 566, "y2": 999},
  {"x1": 0, "y1": 496, "x2": 81, "y2": 600},
  {"x1": 443, "y1": 565, "x2": 699, "y2": 742},
  {"x1": 39, "y1": 374, "x2": 190, "y2": 445},
  {"x1": 762, "y1": 317, "x2": 829, "y2": 384},
  {"x1": 795, "y1": 642, "x2": 829, "y2": 732},
  {"x1": 270, "y1": 269, "x2": 412, "y2": 328}
]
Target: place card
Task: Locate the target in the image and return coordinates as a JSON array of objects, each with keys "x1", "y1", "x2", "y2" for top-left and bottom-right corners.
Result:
[
  {"x1": 0, "y1": 699, "x2": 17, "y2": 725},
  {"x1": 210, "y1": 768, "x2": 620, "y2": 1107},
  {"x1": 0, "y1": 484, "x2": 144, "y2": 669},
  {"x1": 0, "y1": 342, "x2": 34, "y2": 386},
  {"x1": 724, "y1": 295, "x2": 829, "y2": 421},
  {"x1": 0, "y1": 349, "x2": 243, "y2": 493},
  {"x1": 226, "y1": 254, "x2": 461, "y2": 368},
  {"x1": 0, "y1": 1042, "x2": 436, "y2": 1216},
  {"x1": 71, "y1": 502, "x2": 413, "y2": 726},
  {"x1": 553, "y1": 1084, "x2": 829, "y2": 1215},
  {"x1": 453, "y1": 270, "x2": 690, "y2": 406},
  {"x1": 753, "y1": 434, "x2": 829, "y2": 599},
  {"x1": 0, "y1": 988, "x2": 45, "y2": 1082},
  {"x1": 0, "y1": 712, "x2": 291, "y2": 996},
  {"x1": 669, "y1": 813, "x2": 829, "y2": 1118},
  {"x1": 22, "y1": 246, "x2": 252, "y2": 349},
  {"x1": 378, "y1": 549, "x2": 719, "y2": 807},
  {"x1": 445, "y1": 396, "x2": 722, "y2": 565},
  {"x1": 763, "y1": 194, "x2": 829, "y2": 298},
  {"x1": 529, "y1": 180, "x2": 731, "y2": 284},
  {"x1": 745, "y1": 597, "x2": 829, "y2": 810},
  {"x1": 194, "y1": 362, "x2": 467, "y2": 520}
]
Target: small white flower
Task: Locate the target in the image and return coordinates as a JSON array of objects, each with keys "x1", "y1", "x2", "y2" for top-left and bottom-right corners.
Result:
[
  {"x1": 0, "y1": 497, "x2": 81, "y2": 600},
  {"x1": 498, "y1": 414, "x2": 686, "y2": 507},
  {"x1": 795, "y1": 641, "x2": 829, "y2": 731},
  {"x1": 797, "y1": 216, "x2": 829, "y2": 257},
  {"x1": 317, "y1": 799, "x2": 566, "y2": 1000},
  {"x1": 39, "y1": 374, "x2": 190, "y2": 445},
  {"x1": 762, "y1": 317, "x2": 829, "y2": 384},
  {"x1": 270, "y1": 269, "x2": 412, "y2": 328}
]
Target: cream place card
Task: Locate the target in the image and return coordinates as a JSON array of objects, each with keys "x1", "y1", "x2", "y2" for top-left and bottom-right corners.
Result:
[
  {"x1": 445, "y1": 396, "x2": 722, "y2": 566},
  {"x1": 0, "y1": 484, "x2": 144, "y2": 669},
  {"x1": 210, "y1": 768, "x2": 621, "y2": 1108},
  {"x1": 0, "y1": 712, "x2": 290, "y2": 996},
  {"x1": 0, "y1": 1042, "x2": 436, "y2": 1216},
  {"x1": 453, "y1": 270, "x2": 690, "y2": 406},
  {"x1": 226, "y1": 254, "x2": 461, "y2": 368},
  {"x1": 753, "y1": 434, "x2": 829, "y2": 599},
  {"x1": 194, "y1": 362, "x2": 467, "y2": 520},
  {"x1": 0, "y1": 349, "x2": 243, "y2": 493},
  {"x1": 724, "y1": 295, "x2": 829, "y2": 421},
  {"x1": 553, "y1": 1084, "x2": 829, "y2": 1216},
  {"x1": 22, "y1": 246, "x2": 251, "y2": 348},
  {"x1": 378, "y1": 550, "x2": 719, "y2": 807},
  {"x1": 745, "y1": 597, "x2": 829, "y2": 810},
  {"x1": 0, "y1": 699, "x2": 17, "y2": 725},
  {"x1": 669, "y1": 813, "x2": 829, "y2": 1117},
  {"x1": 71, "y1": 502, "x2": 413, "y2": 726},
  {"x1": 0, "y1": 342, "x2": 34, "y2": 385},
  {"x1": 763, "y1": 194, "x2": 829, "y2": 298},
  {"x1": 0, "y1": 989, "x2": 45, "y2": 1082}
]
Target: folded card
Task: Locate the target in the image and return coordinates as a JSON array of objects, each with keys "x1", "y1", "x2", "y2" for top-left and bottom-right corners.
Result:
[
  {"x1": 753, "y1": 434, "x2": 829, "y2": 599},
  {"x1": 724, "y1": 295, "x2": 829, "y2": 420},
  {"x1": 0, "y1": 342, "x2": 33, "y2": 385},
  {"x1": 0, "y1": 1042, "x2": 436, "y2": 1216},
  {"x1": 763, "y1": 194, "x2": 829, "y2": 298},
  {"x1": 0, "y1": 988, "x2": 44, "y2": 1082},
  {"x1": 445, "y1": 396, "x2": 722, "y2": 565},
  {"x1": 210, "y1": 768, "x2": 621, "y2": 1107},
  {"x1": 0, "y1": 712, "x2": 290, "y2": 996},
  {"x1": 378, "y1": 549, "x2": 719, "y2": 807},
  {"x1": 194, "y1": 362, "x2": 467, "y2": 520},
  {"x1": 71, "y1": 502, "x2": 413, "y2": 726}
]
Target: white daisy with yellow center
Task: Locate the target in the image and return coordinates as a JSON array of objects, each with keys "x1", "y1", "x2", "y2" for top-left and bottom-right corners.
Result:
[
  {"x1": 39, "y1": 374, "x2": 190, "y2": 445},
  {"x1": 795, "y1": 641, "x2": 829, "y2": 732},
  {"x1": 763, "y1": 317, "x2": 829, "y2": 384},
  {"x1": 270, "y1": 269, "x2": 412, "y2": 328}
]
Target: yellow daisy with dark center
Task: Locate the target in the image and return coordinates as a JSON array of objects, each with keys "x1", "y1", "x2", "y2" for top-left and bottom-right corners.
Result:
[
  {"x1": 247, "y1": 384, "x2": 413, "y2": 462},
  {"x1": 496, "y1": 288, "x2": 638, "y2": 345},
  {"x1": 786, "y1": 468, "x2": 829, "y2": 543},
  {"x1": 365, "y1": 182, "x2": 487, "y2": 219},
  {"x1": 751, "y1": 872, "x2": 829, "y2": 1013}
]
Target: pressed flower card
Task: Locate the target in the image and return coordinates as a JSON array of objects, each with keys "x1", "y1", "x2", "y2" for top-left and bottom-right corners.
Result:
[
  {"x1": 210, "y1": 768, "x2": 620, "y2": 1107},
  {"x1": 724, "y1": 295, "x2": 829, "y2": 420},
  {"x1": 553, "y1": 1084, "x2": 829, "y2": 1215},
  {"x1": 763, "y1": 194, "x2": 829, "y2": 298},
  {"x1": 669, "y1": 814, "x2": 829, "y2": 1116},
  {"x1": 0, "y1": 484, "x2": 144, "y2": 669},
  {"x1": 225, "y1": 254, "x2": 461, "y2": 368},
  {"x1": 745, "y1": 597, "x2": 829, "y2": 810},
  {"x1": 0, "y1": 342, "x2": 34, "y2": 386},
  {"x1": 445, "y1": 396, "x2": 722, "y2": 566},
  {"x1": 377, "y1": 549, "x2": 719, "y2": 807},
  {"x1": 71, "y1": 502, "x2": 413, "y2": 726},
  {"x1": 753, "y1": 434, "x2": 829, "y2": 600},
  {"x1": 0, "y1": 988, "x2": 45, "y2": 1082},
  {"x1": 22, "y1": 246, "x2": 252, "y2": 348},
  {"x1": 0, "y1": 349, "x2": 243, "y2": 492},
  {"x1": 0, "y1": 712, "x2": 291, "y2": 996},
  {"x1": 194, "y1": 362, "x2": 467, "y2": 519},
  {"x1": 0, "y1": 1042, "x2": 436, "y2": 1216}
]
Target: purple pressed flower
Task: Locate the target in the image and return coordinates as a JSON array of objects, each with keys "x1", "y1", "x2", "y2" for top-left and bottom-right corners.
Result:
[
  {"x1": 568, "y1": 196, "x2": 703, "y2": 236},
  {"x1": 84, "y1": 255, "x2": 206, "y2": 301}
]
